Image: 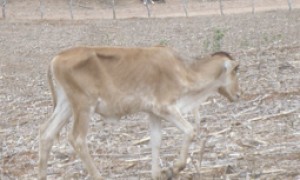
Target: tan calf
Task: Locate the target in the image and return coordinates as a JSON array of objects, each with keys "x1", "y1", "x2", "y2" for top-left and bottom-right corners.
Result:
[{"x1": 39, "y1": 46, "x2": 240, "y2": 179}]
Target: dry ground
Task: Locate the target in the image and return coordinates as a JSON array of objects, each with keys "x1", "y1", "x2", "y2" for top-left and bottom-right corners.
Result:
[{"x1": 0, "y1": 3, "x2": 300, "y2": 180}]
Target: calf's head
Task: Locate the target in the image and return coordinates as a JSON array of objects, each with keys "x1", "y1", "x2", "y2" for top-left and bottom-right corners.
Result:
[{"x1": 218, "y1": 58, "x2": 240, "y2": 102}]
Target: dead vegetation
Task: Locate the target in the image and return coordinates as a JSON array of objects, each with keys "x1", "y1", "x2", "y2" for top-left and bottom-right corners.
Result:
[{"x1": 0, "y1": 8, "x2": 299, "y2": 180}]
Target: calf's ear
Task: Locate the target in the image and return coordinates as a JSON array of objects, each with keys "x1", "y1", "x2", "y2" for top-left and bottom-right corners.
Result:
[
  {"x1": 233, "y1": 62, "x2": 240, "y2": 72},
  {"x1": 224, "y1": 60, "x2": 239, "y2": 72},
  {"x1": 223, "y1": 60, "x2": 232, "y2": 72}
]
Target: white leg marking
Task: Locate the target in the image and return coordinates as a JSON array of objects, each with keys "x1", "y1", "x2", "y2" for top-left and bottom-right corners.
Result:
[
  {"x1": 149, "y1": 114, "x2": 162, "y2": 179},
  {"x1": 156, "y1": 107, "x2": 195, "y2": 177},
  {"x1": 39, "y1": 102, "x2": 71, "y2": 179}
]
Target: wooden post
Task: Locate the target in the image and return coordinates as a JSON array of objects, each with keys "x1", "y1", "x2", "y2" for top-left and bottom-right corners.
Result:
[
  {"x1": 39, "y1": 0, "x2": 44, "y2": 19},
  {"x1": 182, "y1": 0, "x2": 188, "y2": 17},
  {"x1": 112, "y1": 0, "x2": 116, "y2": 19},
  {"x1": 219, "y1": 0, "x2": 224, "y2": 16},
  {"x1": 69, "y1": 0, "x2": 74, "y2": 19},
  {"x1": 251, "y1": 0, "x2": 255, "y2": 14},
  {"x1": 145, "y1": 1, "x2": 151, "y2": 18},
  {"x1": 1, "y1": 0, "x2": 6, "y2": 18},
  {"x1": 287, "y1": 0, "x2": 292, "y2": 11}
]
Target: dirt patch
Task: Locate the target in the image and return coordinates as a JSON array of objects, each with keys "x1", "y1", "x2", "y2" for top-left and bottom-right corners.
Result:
[{"x1": 0, "y1": 7, "x2": 300, "y2": 180}]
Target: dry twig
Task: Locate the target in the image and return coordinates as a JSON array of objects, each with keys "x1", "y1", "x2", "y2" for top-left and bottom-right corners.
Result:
[{"x1": 248, "y1": 108, "x2": 299, "y2": 122}]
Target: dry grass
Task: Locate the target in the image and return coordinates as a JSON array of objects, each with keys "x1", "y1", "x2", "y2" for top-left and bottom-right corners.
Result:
[{"x1": 0, "y1": 8, "x2": 300, "y2": 180}]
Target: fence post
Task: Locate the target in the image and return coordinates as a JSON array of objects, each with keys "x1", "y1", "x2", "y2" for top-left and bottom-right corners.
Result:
[
  {"x1": 112, "y1": 0, "x2": 116, "y2": 19},
  {"x1": 287, "y1": 0, "x2": 292, "y2": 11},
  {"x1": 39, "y1": 0, "x2": 44, "y2": 19},
  {"x1": 219, "y1": 0, "x2": 224, "y2": 15},
  {"x1": 251, "y1": 0, "x2": 255, "y2": 14},
  {"x1": 145, "y1": 1, "x2": 151, "y2": 18},
  {"x1": 69, "y1": 0, "x2": 74, "y2": 19},
  {"x1": 182, "y1": 0, "x2": 188, "y2": 17},
  {"x1": 1, "y1": 0, "x2": 6, "y2": 18}
]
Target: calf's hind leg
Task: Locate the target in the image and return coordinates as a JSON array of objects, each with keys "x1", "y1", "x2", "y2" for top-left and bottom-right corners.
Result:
[
  {"x1": 39, "y1": 102, "x2": 71, "y2": 180},
  {"x1": 68, "y1": 102, "x2": 103, "y2": 180}
]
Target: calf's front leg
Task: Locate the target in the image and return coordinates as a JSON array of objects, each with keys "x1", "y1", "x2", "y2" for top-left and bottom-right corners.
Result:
[
  {"x1": 149, "y1": 114, "x2": 162, "y2": 179},
  {"x1": 155, "y1": 107, "x2": 195, "y2": 179}
]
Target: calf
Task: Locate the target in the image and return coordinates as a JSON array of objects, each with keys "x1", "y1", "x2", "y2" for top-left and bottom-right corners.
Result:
[{"x1": 39, "y1": 46, "x2": 240, "y2": 179}]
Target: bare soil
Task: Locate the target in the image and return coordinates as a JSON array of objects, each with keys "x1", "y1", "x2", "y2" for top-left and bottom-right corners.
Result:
[{"x1": 0, "y1": 1, "x2": 300, "y2": 180}]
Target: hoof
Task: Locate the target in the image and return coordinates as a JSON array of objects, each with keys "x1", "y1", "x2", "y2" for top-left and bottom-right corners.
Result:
[
  {"x1": 161, "y1": 167, "x2": 174, "y2": 180},
  {"x1": 173, "y1": 160, "x2": 186, "y2": 174}
]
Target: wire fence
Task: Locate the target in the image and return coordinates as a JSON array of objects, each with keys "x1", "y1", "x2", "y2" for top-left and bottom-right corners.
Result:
[{"x1": 0, "y1": 0, "x2": 298, "y2": 20}]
